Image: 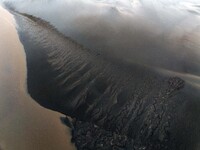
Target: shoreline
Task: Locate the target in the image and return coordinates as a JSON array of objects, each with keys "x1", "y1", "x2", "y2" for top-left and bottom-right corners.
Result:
[{"x1": 0, "y1": 5, "x2": 75, "y2": 150}]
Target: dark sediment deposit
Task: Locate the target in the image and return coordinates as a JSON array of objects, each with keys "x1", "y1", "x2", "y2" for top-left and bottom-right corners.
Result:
[
  {"x1": 63, "y1": 117, "x2": 154, "y2": 150},
  {"x1": 71, "y1": 119, "x2": 135, "y2": 150},
  {"x1": 10, "y1": 10, "x2": 200, "y2": 150}
]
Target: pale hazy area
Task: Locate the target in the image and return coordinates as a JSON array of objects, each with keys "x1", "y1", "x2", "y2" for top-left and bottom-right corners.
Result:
[
  {"x1": 0, "y1": 6, "x2": 75, "y2": 150},
  {"x1": 0, "y1": 0, "x2": 200, "y2": 149},
  {"x1": 4, "y1": 0, "x2": 200, "y2": 87}
]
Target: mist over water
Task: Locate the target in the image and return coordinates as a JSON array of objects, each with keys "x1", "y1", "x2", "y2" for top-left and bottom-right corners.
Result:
[
  {"x1": 6, "y1": 2, "x2": 199, "y2": 149},
  {"x1": 2, "y1": 0, "x2": 200, "y2": 87},
  {"x1": 1, "y1": 0, "x2": 200, "y2": 149}
]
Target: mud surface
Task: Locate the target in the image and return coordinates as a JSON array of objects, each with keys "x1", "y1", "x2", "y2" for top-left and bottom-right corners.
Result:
[{"x1": 10, "y1": 9, "x2": 200, "y2": 150}]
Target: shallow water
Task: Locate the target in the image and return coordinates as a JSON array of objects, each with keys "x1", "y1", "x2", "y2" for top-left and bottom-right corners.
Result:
[
  {"x1": 0, "y1": 6, "x2": 75, "y2": 150},
  {"x1": 10, "y1": 4, "x2": 200, "y2": 149},
  {"x1": 3, "y1": 0, "x2": 200, "y2": 87},
  {"x1": 1, "y1": 0, "x2": 200, "y2": 149}
]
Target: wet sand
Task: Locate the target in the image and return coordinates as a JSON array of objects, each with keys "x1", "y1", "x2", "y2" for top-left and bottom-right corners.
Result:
[{"x1": 0, "y1": 6, "x2": 75, "y2": 150}]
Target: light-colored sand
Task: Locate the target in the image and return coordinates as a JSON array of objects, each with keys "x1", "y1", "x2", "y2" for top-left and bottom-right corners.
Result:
[{"x1": 0, "y1": 5, "x2": 75, "y2": 150}]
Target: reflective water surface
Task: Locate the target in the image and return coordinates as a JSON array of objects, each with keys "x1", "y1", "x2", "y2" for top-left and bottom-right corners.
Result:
[
  {"x1": 1, "y1": 0, "x2": 200, "y2": 149},
  {"x1": 3, "y1": 0, "x2": 200, "y2": 86}
]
